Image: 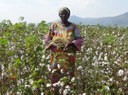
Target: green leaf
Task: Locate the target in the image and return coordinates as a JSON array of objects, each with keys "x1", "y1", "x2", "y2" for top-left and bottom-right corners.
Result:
[
  {"x1": 37, "y1": 79, "x2": 42, "y2": 84},
  {"x1": 103, "y1": 35, "x2": 117, "y2": 44},
  {"x1": 0, "y1": 38, "x2": 8, "y2": 45},
  {"x1": 13, "y1": 58, "x2": 22, "y2": 68}
]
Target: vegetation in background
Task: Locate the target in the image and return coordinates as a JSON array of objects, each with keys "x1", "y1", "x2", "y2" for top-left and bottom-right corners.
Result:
[{"x1": 0, "y1": 18, "x2": 128, "y2": 95}]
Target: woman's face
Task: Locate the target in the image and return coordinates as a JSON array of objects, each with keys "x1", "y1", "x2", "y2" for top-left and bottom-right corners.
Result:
[{"x1": 59, "y1": 10, "x2": 69, "y2": 22}]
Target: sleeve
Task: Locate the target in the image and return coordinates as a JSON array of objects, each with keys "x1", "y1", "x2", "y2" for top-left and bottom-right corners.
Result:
[
  {"x1": 71, "y1": 25, "x2": 82, "y2": 51},
  {"x1": 44, "y1": 23, "x2": 56, "y2": 50}
]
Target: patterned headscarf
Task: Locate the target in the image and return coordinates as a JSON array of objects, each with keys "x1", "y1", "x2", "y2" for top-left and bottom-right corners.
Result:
[{"x1": 58, "y1": 7, "x2": 70, "y2": 16}]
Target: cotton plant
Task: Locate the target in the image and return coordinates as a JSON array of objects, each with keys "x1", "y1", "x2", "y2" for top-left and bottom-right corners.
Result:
[{"x1": 0, "y1": 20, "x2": 128, "y2": 94}]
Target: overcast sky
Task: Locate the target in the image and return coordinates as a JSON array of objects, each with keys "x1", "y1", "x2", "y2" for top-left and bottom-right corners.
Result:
[{"x1": 0, "y1": 0, "x2": 128, "y2": 23}]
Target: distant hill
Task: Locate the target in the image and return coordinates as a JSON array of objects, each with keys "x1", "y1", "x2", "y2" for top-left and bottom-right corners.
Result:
[{"x1": 68, "y1": 12, "x2": 128, "y2": 26}]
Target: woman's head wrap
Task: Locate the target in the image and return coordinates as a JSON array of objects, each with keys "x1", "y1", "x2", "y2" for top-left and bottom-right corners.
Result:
[{"x1": 58, "y1": 7, "x2": 70, "y2": 16}]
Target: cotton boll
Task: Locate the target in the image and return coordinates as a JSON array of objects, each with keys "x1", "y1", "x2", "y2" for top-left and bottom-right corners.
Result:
[
  {"x1": 29, "y1": 79, "x2": 34, "y2": 85},
  {"x1": 63, "y1": 88, "x2": 70, "y2": 95},
  {"x1": 117, "y1": 69, "x2": 124, "y2": 76},
  {"x1": 71, "y1": 77, "x2": 75, "y2": 82},
  {"x1": 60, "y1": 69, "x2": 64, "y2": 74},
  {"x1": 82, "y1": 93, "x2": 86, "y2": 95},
  {"x1": 57, "y1": 64, "x2": 61, "y2": 69},
  {"x1": 123, "y1": 76, "x2": 127, "y2": 81},
  {"x1": 118, "y1": 88, "x2": 123, "y2": 92},
  {"x1": 42, "y1": 55, "x2": 45, "y2": 59},
  {"x1": 53, "y1": 82, "x2": 58, "y2": 87},
  {"x1": 60, "y1": 82, "x2": 65, "y2": 87},
  {"x1": 52, "y1": 69, "x2": 57, "y2": 73},
  {"x1": 105, "y1": 86, "x2": 110, "y2": 91},
  {"x1": 39, "y1": 63, "x2": 45, "y2": 67},
  {"x1": 63, "y1": 89, "x2": 68, "y2": 95},
  {"x1": 17, "y1": 92, "x2": 22, "y2": 95},
  {"x1": 25, "y1": 84, "x2": 30, "y2": 88},
  {"x1": 104, "y1": 53, "x2": 108, "y2": 61},
  {"x1": 109, "y1": 78, "x2": 113, "y2": 82},
  {"x1": 41, "y1": 93, "x2": 45, "y2": 95},
  {"x1": 46, "y1": 83, "x2": 51, "y2": 87},
  {"x1": 65, "y1": 85, "x2": 70, "y2": 89},
  {"x1": 47, "y1": 64, "x2": 51, "y2": 71},
  {"x1": 53, "y1": 81, "x2": 61, "y2": 87},
  {"x1": 77, "y1": 66, "x2": 83, "y2": 70},
  {"x1": 125, "y1": 60, "x2": 128, "y2": 64},
  {"x1": 35, "y1": 68, "x2": 39, "y2": 71},
  {"x1": 98, "y1": 52, "x2": 103, "y2": 60}
]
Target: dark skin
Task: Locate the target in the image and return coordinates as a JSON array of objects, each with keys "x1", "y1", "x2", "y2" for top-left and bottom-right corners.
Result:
[
  {"x1": 59, "y1": 10, "x2": 71, "y2": 27},
  {"x1": 59, "y1": 10, "x2": 77, "y2": 52}
]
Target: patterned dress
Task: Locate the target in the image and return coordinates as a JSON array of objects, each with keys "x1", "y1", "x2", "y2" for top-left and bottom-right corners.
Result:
[{"x1": 44, "y1": 22, "x2": 82, "y2": 85}]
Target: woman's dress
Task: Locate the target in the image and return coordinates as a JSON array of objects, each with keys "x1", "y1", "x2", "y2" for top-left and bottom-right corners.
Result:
[{"x1": 44, "y1": 22, "x2": 82, "y2": 85}]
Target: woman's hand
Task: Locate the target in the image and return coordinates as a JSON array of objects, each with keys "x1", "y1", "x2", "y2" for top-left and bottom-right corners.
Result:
[{"x1": 63, "y1": 43, "x2": 76, "y2": 52}]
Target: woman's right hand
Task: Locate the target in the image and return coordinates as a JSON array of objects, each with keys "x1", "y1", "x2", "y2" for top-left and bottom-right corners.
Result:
[
  {"x1": 63, "y1": 43, "x2": 76, "y2": 52},
  {"x1": 50, "y1": 41, "x2": 58, "y2": 47}
]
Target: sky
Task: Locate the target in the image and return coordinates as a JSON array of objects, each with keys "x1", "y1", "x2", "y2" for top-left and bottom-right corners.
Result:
[{"x1": 0, "y1": 0, "x2": 128, "y2": 23}]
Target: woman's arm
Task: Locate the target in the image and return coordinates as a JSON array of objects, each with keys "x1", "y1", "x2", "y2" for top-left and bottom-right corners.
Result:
[
  {"x1": 71, "y1": 25, "x2": 82, "y2": 51},
  {"x1": 64, "y1": 25, "x2": 82, "y2": 52},
  {"x1": 44, "y1": 23, "x2": 56, "y2": 50}
]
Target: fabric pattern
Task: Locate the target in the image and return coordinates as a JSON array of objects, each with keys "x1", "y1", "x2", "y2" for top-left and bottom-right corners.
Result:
[{"x1": 44, "y1": 22, "x2": 82, "y2": 85}]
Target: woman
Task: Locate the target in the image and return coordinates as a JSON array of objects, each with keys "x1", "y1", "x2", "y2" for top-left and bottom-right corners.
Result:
[{"x1": 44, "y1": 7, "x2": 82, "y2": 94}]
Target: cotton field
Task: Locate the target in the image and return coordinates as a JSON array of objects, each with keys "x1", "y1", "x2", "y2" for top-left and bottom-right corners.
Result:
[{"x1": 0, "y1": 19, "x2": 128, "y2": 94}]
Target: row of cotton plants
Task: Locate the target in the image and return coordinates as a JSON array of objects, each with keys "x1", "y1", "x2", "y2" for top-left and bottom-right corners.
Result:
[
  {"x1": 0, "y1": 19, "x2": 128, "y2": 94},
  {"x1": 74, "y1": 25, "x2": 128, "y2": 95}
]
